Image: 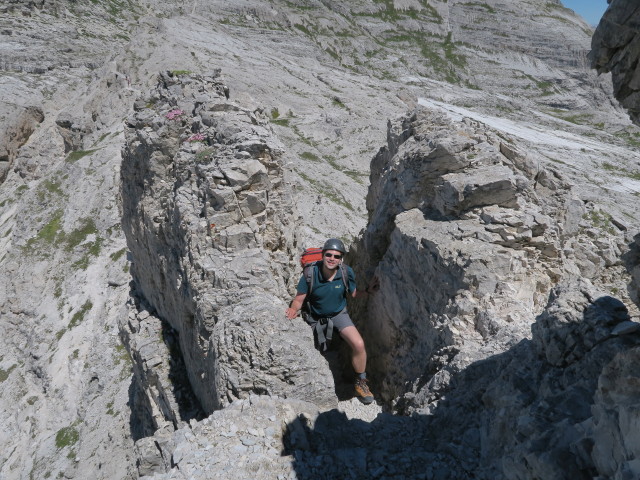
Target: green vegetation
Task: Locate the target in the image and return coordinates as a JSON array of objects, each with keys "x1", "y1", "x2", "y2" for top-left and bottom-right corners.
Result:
[
  {"x1": 614, "y1": 131, "x2": 640, "y2": 148},
  {"x1": 332, "y1": 97, "x2": 347, "y2": 109},
  {"x1": 37, "y1": 179, "x2": 65, "y2": 202},
  {"x1": 170, "y1": 70, "x2": 192, "y2": 76},
  {"x1": 66, "y1": 149, "x2": 99, "y2": 164},
  {"x1": 68, "y1": 300, "x2": 93, "y2": 329},
  {"x1": 109, "y1": 248, "x2": 127, "y2": 261},
  {"x1": 522, "y1": 73, "x2": 556, "y2": 96},
  {"x1": 114, "y1": 343, "x2": 133, "y2": 380},
  {"x1": 106, "y1": 401, "x2": 117, "y2": 416},
  {"x1": 65, "y1": 218, "x2": 102, "y2": 269},
  {"x1": 55, "y1": 424, "x2": 79, "y2": 449},
  {"x1": 294, "y1": 23, "x2": 312, "y2": 36},
  {"x1": 602, "y1": 162, "x2": 640, "y2": 181},
  {"x1": 461, "y1": 2, "x2": 496, "y2": 14},
  {"x1": 270, "y1": 108, "x2": 293, "y2": 127},
  {"x1": 584, "y1": 209, "x2": 616, "y2": 234},
  {"x1": 24, "y1": 210, "x2": 64, "y2": 252},
  {"x1": 0, "y1": 364, "x2": 16, "y2": 382},
  {"x1": 297, "y1": 170, "x2": 354, "y2": 211},
  {"x1": 94, "y1": 132, "x2": 110, "y2": 146},
  {"x1": 195, "y1": 147, "x2": 216, "y2": 164},
  {"x1": 383, "y1": 31, "x2": 467, "y2": 84},
  {"x1": 300, "y1": 151, "x2": 320, "y2": 162}
]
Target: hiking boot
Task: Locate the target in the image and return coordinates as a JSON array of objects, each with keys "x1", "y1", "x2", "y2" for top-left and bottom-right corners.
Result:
[{"x1": 354, "y1": 378, "x2": 374, "y2": 405}]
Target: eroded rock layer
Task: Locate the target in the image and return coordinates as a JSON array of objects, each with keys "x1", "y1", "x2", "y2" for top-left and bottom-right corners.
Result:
[{"x1": 120, "y1": 72, "x2": 337, "y2": 418}]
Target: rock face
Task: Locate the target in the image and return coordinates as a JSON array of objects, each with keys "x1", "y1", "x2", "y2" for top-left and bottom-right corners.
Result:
[
  {"x1": 591, "y1": 1, "x2": 640, "y2": 123},
  {"x1": 1, "y1": 0, "x2": 640, "y2": 479},
  {"x1": 354, "y1": 107, "x2": 633, "y2": 403},
  {"x1": 346, "y1": 107, "x2": 640, "y2": 478},
  {"x1": 120, "y1": 72, "x2": 337, "y2": 417}
]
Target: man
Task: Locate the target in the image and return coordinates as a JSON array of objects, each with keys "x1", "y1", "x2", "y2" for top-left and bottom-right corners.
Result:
[{"x1": 285, "y1": 238, "x2": 378, "y2": 404}]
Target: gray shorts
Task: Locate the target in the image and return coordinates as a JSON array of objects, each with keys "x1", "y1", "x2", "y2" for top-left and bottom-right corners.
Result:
[{"x1": 325, "y1": 309, "x2": 355, "y2": 331}]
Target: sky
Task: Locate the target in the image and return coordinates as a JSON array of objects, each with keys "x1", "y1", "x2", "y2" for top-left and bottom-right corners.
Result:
[{"x1": 561, "y1": 0, "x2": 609, "y2": 26}]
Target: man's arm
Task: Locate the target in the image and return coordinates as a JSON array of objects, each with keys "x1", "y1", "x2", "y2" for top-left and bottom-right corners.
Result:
[{"x1": 286, "y1": 292, "x2": 307, "y2": 319}]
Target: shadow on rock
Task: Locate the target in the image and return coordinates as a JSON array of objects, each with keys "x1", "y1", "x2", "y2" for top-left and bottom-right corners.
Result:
[
  {"x1": 283, "y1": 279, "x2": 640, "y2": 479},
  {"x1": 124, "y1": 292, "x2": 205, "y2": 442},
  {"x1": 621, "y1": 232, "x2": 640, "y2": 310}
]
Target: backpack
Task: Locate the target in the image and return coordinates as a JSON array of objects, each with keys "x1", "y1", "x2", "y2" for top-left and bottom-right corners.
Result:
[{"x1": 299, "y1": 248, "x2": 350, "y2": 352}]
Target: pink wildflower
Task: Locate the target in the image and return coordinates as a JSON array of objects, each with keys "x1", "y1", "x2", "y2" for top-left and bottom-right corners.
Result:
[
  {"x1": 165, "y1": 109, "x2": 184, "y2": 120},
  {"x1": 187, "y1": 133, "x2": 206, "y2": 142}
]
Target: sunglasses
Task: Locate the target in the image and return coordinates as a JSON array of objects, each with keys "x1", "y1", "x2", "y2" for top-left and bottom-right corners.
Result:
[{"x1": 324, "y1": 253, "x2": 342, "y2": 259}]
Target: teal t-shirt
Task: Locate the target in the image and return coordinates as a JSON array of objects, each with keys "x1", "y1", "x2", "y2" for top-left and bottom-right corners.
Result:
[{"x1": 297, "y1": 264, "x2": 356, "y2": 317}]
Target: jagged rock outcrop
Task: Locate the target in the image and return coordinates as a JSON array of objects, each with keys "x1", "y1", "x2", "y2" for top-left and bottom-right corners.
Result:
[
  {"x1": 353, "y1": 107, "x2": 632, "y2": 405},
  {"x1": 120, "y1": 71, "x2": 337, "y2": 422},
  {"x1": 2, "y1": 0, "x2": 640, "y2": 478},
  {"x1": 0, "y1": 105, "x2": 43, "y2": 183},
  {"x1": 343, "y1": 106, "x2": 640, "y2": 477},
  {"x1": 591, "y1": 1, "x2": 640, "y2": 124}
]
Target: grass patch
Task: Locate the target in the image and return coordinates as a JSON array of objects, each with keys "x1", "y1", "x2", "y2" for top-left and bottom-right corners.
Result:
[
  {"x1": 602, "y1": 161, "x2": 640, "y2": 180},
  {"x1": 68, "y1": 300, "x2": 93, "y2": 329},
  {"x1": 270, "y1": 108, "x2": 293, "y2": 127},
  {"x1": 294, "y1": 23, "x2": 312, "y2": 36},
  {"x1": 65, "y1": 217, "x2": 98, "y2": 252},
  {"x1": 298, "y1": 170, "x2": 354, "y2": 211},
  {"x1": 559, "y1": 113, "x2": 593, "y2": 125},
  {"x1": 584, "y1": 209, "x2": 616, "y2": 234},
  {"x1": 461, "y1": 2, "x2": 496, "y2": 13},
  {"x1": 300, "y1": 151, "x2": 320, "y2": 162},
  {"x1": 332, "y1": 97, "x2": 347, "y2": 109},
  {"x1": 195, "y1": 147, "x2": 216, "y2": 164},
  {"x1": 614, "y1": 131, "x2": 640, "y2": 148},
  {"x1": 65, "y1": 149, "x2": 99, "y2": 163},
  {"x1": 55, "y1": 424, "x2": 79, "y2": 449},
  {"x1": 114, "y1": 343, "x2": 133, "y2": 380},
  {"x1": 169, "y1": 70, "x2": 192, "y2": 76},
  {"x1": 0, "y1": 364, "x2": 17, "y2": 382},
  {"x1": 384, "y1": 31, "x2": 466, "y2": 84},
  {"x1": 37, "y1": 179, "x2": 65, "y2": 202},
  {"x1": 24, "y1": 210, "x2": 64, "y2": 252},
  {"x1": 109, "y1": 248, "x2": 127, "y2": 261}
]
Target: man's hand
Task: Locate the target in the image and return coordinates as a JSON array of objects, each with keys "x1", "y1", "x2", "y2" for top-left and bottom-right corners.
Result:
[{"x1": 286, "y1": 293, "x2": 307, "y2": 319}]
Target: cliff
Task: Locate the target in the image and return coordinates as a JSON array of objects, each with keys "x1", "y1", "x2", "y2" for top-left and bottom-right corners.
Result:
[
  {"x1": 1, "y1": 0, "x2": 640, "y2": 479},
  {"x1": 591, "y1": 1, "x2": 640, "y2": 124}
]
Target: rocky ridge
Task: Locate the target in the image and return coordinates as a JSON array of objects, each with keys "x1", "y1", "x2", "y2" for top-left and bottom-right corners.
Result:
[
  {"x1": 120, "y1": 70, "x2": 339, "y2": 415},
  {"x1": 1, "y1": 0, "x2": 640, "y2": 479}
]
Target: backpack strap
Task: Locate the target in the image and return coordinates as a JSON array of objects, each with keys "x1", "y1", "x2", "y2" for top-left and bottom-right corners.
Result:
[
  {"x1": 303, "y1": 261, "x2": 318, "y2": 295},
  {"x1": 339, "y1": 263, "x2": 350, "y2": 294}
]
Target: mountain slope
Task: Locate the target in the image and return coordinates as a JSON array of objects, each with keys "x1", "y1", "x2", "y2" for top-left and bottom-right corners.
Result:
[{"x1": 0, "y1": 0, "x2": 639, "y2": 478}]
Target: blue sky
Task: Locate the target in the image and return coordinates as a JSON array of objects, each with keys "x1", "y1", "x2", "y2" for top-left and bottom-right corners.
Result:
[{"x1": 561, "y1": 0, "x2": 609, "y2": 26}]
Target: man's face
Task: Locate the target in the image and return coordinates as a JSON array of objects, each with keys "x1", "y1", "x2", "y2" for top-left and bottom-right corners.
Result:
[{"x1": 322, "y1": 249, "x2": 342, "y2": 270}]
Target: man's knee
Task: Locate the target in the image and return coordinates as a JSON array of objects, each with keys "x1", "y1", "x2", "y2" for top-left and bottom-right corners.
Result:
[{"x1": 352, "y1": 337, "x2": 366, "y2": 354}]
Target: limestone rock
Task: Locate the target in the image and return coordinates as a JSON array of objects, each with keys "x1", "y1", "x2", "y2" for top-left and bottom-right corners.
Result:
[
  {"x1": 590, "y1": 1, "x2": 640, "y2": 123},
  {"x1": 120, "y1": 72, "x2": 337, "y2": 416}
]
